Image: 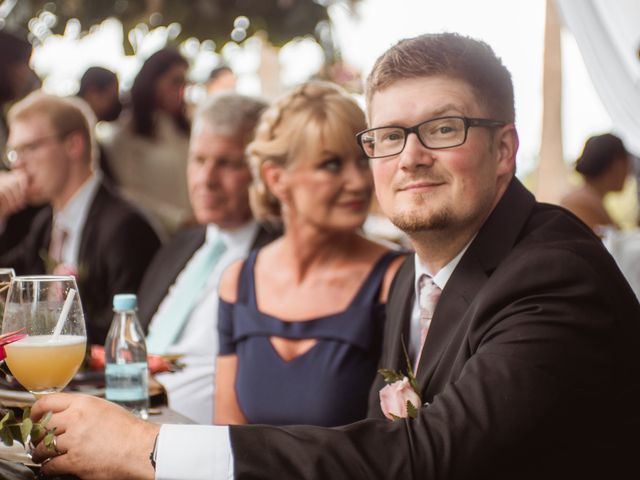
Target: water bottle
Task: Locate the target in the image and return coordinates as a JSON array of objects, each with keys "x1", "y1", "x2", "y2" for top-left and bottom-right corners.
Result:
[{"x1": 104, "y1": 293, "x2": 149, "y2": 419}]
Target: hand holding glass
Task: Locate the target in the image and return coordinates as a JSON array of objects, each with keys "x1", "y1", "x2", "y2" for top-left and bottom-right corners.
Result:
[{"x1": 2, "y1": 275, "x2": 86, "y2": 396}]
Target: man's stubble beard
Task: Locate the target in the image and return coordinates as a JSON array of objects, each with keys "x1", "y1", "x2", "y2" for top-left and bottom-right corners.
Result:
[{"x1": 388, "y1": 205, "x2": 454, "y2": 233}]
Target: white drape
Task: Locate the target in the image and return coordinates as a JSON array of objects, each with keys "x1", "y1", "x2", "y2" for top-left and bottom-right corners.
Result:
[{"x1": 555, "y1": 0, "x2": 640, "y2": 156}]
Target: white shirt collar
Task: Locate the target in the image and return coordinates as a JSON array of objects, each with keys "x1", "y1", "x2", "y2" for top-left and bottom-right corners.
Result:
[
  {"x1": 53, "y1": 172, "x2": 101, "y2": 232},
  {"x1": 414, "y1": 236, "x2": 475, "y2": 298},
  {"x1": 205, "y1": 220, "x2": 258, "y2": 250}
]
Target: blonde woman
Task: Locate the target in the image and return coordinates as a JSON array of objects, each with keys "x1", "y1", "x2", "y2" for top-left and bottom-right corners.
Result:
[{"x1": 215, "y1": 82, "x2": 405, "y2": 427}]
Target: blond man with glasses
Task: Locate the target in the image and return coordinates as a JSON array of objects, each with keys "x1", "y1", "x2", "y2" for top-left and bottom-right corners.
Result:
[{"x1": 0, "y1": 91, "x2": 161, "y2": 345}]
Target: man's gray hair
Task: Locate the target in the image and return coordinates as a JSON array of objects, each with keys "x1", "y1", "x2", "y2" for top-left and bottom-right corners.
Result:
[{"x1": 192, "y1": 92, "x2": 267, "y2": 141}]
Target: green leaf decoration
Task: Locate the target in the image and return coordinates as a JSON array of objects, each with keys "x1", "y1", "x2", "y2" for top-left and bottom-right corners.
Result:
[
  {"x1": 40, "y1": 411, "x2": 53, "y2": 427},
  {"x1": 0, "y1": 407, "x2": 56, "y2": 449},
  {"x1": 31, "y1": 424, "x2": 45, "y2": 443},
  {"x1": 20, "y1": 418, "x2": 32, "y2": 444},
  {"x1": 43, "y1": 430, "x2": 56, "y2": 450},
  {"x1": 377, "y1": 368, "x2": 404, "y2": 384},
  {"x1": 0, "y1": 410, "x2": 12, "y2": 430},
  {"x1": 406, "y1": 400, "x2": 418, "y2": 419},
  {"x1": 400, "y1": 337, "x2": 416, "y2": 382},
  {"x1": 0, "y1": 423, "x2": 14, "y2": 446},
  {"x1": 408, "y1": 377, "x2": 421, "y2": 395}
]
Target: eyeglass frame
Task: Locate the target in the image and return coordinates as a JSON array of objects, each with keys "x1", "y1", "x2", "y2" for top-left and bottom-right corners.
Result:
[
  {"x1": 4, "y1": 130, "x2": 76, "y2": 169},
  {"x1": 356, "y1": 116, "x2": 507, "y2": 159}
]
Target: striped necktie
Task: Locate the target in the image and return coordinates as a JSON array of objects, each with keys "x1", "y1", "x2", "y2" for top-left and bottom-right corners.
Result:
[
  {"x1": 415, "y1": 274, "x2": 441, "y2": 370},
  {"x1": 49, "y1": 223, "x2": 68, "y2": 264}
]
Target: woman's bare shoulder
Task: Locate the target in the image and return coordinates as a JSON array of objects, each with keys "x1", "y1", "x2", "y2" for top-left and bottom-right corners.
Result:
[{"x1": 219, "y1": 259, "x2": 246, "y2": 304}]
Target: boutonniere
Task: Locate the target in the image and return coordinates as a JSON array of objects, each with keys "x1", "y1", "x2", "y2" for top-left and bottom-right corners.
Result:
[
  {"x1": 40, "y1": 250, "x2": 88, "y2": 283},
  {"x1": 378, "y1": 338, "x2": 422, "y2": 420}
]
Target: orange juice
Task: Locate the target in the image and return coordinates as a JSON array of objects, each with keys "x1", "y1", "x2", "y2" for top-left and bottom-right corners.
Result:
[{"x1": 5, "y1": 335, "x2": 86, "y2": 394}]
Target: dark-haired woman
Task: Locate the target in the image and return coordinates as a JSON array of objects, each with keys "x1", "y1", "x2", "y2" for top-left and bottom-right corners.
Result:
[
  {"x1": 560, "y1": 133, "x2": 630, "y2": 233},
  {"x1": 104, "y1": 48, "x2": 192, "y2": 236}
]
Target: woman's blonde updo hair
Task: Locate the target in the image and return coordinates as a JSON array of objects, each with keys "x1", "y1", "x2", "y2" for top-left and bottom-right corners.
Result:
[{"x1": 247, "y1": 80, "x2": 367, "y2": 221}]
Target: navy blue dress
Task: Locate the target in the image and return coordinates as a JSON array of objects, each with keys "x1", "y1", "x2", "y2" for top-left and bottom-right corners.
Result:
[{"x1": 218, "y1": 250, "x2": 401, "y2": 427}]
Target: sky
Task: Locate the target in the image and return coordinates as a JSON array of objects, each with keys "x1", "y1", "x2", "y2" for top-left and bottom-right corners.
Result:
[{"x1": 31, "y1": 0, "x2": 613, "y2": 178}]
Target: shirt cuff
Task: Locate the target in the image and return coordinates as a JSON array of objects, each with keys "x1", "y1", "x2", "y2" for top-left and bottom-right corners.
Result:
[{"x1": 155, "y1": 424, "x2": 234, "y2": 480}]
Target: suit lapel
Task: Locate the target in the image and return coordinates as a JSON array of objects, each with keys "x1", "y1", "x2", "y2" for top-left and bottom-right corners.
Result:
[
  {"x1": 383, "y1": 257, "x2": 415, "y2": 372},
  {"x1": 145, "y1": 228, "x2": 207, "y2": 318},
  {"x1": 414, "y1": 178, "x2": 537, "y2": 393}
]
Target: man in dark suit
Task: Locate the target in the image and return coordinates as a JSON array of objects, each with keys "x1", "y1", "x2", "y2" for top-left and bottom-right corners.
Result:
[
  {"x1": 136, "y1": 92, "x2": 275, "y2": 424},
  {"x1": 0, "y1": 91, "x2": 160, "y2": 345},
  {"x1": 31, "y1": 33, "x2": 640, "y2": 480}
]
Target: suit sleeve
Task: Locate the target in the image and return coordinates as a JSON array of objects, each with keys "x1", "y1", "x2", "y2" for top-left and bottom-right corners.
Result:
[{"x1": 227, "y1": 246, "x2": 640, "y2": 479}]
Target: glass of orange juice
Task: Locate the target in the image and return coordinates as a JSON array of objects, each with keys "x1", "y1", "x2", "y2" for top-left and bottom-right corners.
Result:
[{"x1": 2, "y1": 275, "x2": 86, "y2": 396}]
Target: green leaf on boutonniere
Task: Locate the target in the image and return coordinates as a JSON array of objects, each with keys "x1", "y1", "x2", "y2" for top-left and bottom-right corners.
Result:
[
  {"x1": 377, "y1": 368, "x2": 405, "y2": 384},
  {"x1": 400, "y1": 337, "x2": 421, "y2": 394},
  {"x1": 406, "y1": 400, "x2": 418, "y2": 419}
]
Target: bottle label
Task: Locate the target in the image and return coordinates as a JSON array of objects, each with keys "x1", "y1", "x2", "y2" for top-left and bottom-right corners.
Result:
[{"x1": 105, "y1": 362, "x2": 148, "y2": 402}]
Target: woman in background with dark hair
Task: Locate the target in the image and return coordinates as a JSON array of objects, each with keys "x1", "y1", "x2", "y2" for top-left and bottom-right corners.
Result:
[
  {"x1": 560, "y1": 133, "x2": 631, "y2": 233},
  {"x1": 104, "y1": 48, "x2": 192, "y2": 237}
]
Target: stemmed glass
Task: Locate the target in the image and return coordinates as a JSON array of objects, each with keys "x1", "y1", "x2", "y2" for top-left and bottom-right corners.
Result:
[
  {"x1": 1, "y1": 275, "x2": 86, "y2": 396},
  {"x1": 0, "y1": 267, "x2": 15, "y2": 315}
]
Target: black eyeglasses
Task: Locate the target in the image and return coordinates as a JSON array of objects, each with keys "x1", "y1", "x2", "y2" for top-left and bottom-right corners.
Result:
[{"x1": 356, "y1": 116, "x2": 506, "y2": 159}]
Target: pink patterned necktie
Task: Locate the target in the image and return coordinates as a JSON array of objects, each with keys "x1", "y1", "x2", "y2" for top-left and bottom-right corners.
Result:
[
  {"x1": 415, "y1": 274, "x2": 442, "y2": 370},
  {"x1": 49, "y1": 224, "x2": 68, "y2": 264}
]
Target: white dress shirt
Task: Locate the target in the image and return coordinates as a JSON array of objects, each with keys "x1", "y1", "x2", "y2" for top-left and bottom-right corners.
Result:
[
  {"x1": 52, "y1": 173, "x2": 102, "y2": 267},
  {"x1": 151, "y1": 221, "x2": 259, "y2": 425},
  {"x1": 155, "y1": 241, "x2": 472, "y2": 480}
]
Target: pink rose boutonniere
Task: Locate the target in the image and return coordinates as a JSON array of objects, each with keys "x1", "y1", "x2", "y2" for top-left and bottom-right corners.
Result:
[
  {"x1": 379, "y1": 376, "x2": 421, "y2": 420},
  {"x1": 378, "y1": 338, "x2": 422, "y2": 420},
  {"x1": 52, "y1": 263, "x2": 79, "y2": 278}
]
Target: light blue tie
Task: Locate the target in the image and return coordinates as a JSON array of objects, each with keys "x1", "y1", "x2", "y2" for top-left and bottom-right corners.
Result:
[{"x1": 146, "y1": 234, "x2": 227, "y2": 354}]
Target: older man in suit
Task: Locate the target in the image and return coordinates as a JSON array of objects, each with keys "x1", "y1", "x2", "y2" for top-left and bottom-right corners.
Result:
[
  {"x1": 136, "y1": 92, "x2": 274, "y2": 424},
  {"x1": 31, "y1": 33, "x2": 640, "y2": 480},
  {"x1": 0, "y1": 92, "x2": 160, "y2": 345}
]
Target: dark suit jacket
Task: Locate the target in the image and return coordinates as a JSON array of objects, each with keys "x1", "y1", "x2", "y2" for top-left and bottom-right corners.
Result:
[
  {"x1": 0, "y1": 180, "x2": 161, "y2": 345},
  {"x1": 228, "y1": 178, "x2": 640, "y2": 479},
  {"x1": 0, "y1": 205, "x2": 44, "y2": 255},
  {"x1": 136, "y1": 222, "x2": 279, "y2": 333}
]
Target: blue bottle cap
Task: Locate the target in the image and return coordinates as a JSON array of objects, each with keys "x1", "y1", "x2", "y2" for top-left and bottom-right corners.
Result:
[{"x1": 113, "y1": 293, "x2": 137, "y2": 311}]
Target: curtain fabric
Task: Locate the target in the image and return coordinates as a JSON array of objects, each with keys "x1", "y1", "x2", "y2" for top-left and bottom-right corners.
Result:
[{"x1": 555, "y1": 0, "x2": 640, "y2": 156}]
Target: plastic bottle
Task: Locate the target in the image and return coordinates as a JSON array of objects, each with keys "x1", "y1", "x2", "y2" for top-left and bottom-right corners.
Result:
[{"x1": 104, "y1": 293, "x2": 149, "y2": 419}]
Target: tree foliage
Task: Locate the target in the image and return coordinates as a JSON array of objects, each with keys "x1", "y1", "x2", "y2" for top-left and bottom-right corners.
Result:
[{"x1": 9, "y1": 0, "x2": 359, "y2": 53}]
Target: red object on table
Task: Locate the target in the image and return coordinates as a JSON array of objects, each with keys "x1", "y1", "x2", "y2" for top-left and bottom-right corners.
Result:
[
  {"x1": 89, "y1": 345, "x2": 172, "y2": 374},
  {"x1": 0, "y1": 329, "x2": 27, "y2": 361}
]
